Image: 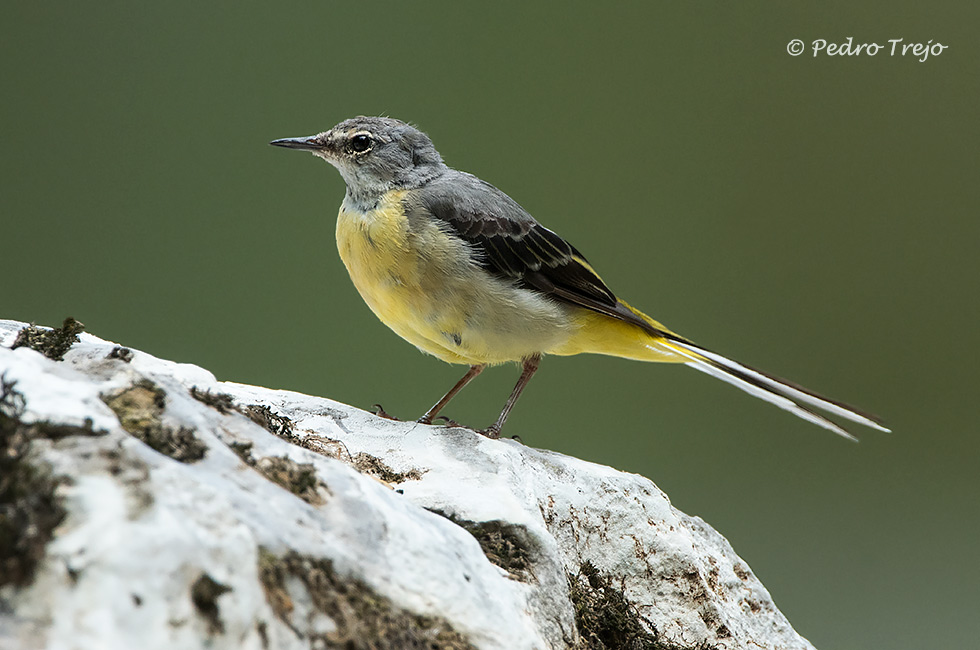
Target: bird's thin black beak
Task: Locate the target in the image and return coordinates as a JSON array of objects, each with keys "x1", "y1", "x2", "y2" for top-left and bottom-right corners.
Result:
[{"x1": 269, "y1": 135, "x2": 323, "y2": 151}]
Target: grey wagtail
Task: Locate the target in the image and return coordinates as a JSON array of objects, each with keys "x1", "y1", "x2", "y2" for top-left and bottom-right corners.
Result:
[{"x1": 271, "y1": 116, "x2": 888, "y2": 440}]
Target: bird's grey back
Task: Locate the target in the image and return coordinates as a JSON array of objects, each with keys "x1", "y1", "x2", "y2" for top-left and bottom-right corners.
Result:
[{"x1": 415, "y1": 170, "x2": 539, "y2": 237}]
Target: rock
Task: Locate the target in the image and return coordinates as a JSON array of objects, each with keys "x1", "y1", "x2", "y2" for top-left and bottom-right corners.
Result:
[{"x1": 0, "y1": 319, "x2": 815, "y2": 650}]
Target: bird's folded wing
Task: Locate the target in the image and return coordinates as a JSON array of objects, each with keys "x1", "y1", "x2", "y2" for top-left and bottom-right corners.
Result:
[{"x1": 409, "y1": 172, "x2": 671, "y2": 336}]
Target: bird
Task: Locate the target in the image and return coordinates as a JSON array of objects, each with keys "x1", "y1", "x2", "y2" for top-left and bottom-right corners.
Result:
[{"x1": 271, "y1": 116, "x2": 888, "y2": 440}]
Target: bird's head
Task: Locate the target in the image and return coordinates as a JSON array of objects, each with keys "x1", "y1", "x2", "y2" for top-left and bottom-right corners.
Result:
[{"x1": 271, "y1": 116, "x2": 445, "y2": 202}]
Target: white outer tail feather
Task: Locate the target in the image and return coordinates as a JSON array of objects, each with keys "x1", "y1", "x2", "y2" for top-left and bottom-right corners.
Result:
[{"x1": 660, "y1": 340, "x2": 890, "y2": 441}]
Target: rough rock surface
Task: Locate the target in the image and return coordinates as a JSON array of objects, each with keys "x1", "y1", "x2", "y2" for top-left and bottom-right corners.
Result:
[{"x1": 0, "y1": 319, "x2": 816, "y2": 650}]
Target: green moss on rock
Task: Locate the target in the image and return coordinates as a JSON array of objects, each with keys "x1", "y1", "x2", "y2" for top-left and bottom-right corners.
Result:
[
  {"x1": 189, "y1": 386, "x2": 236, "y2": 414},
  {"x1": 0, "y1": 377, "x2": 67, "y2": 588},
  {"x1": 255, "y1": 456, "x2": 326, "y2": 506},
  {"x1": 101, "y1": 380, "x2": 207, "y2": 462},
  {"x1": 258, "y1": 548, "x2": 475, "y2": 649},
  {"x1": 12, "y1": 317, "x2": 85, "y2": 361},
  {"x1": 569, "y1": 561, "x2": 693, "y2": 650},
  {"x1": 191, "y1": 572, "x2": 233, "y2": 635},
  {"x1": 430, "y1": 510, "x2": 536, "y2": 582}
]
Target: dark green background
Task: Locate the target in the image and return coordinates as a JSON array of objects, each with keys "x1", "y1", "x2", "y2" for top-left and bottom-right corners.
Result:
[{"x1": 3, "y1": 3, "x2": 977, "y2": 648}]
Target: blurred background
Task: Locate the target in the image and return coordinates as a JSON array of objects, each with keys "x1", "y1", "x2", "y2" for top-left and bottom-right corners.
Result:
[{"x1": 2, "y1": 3, "x2": 977, "y2": 648}]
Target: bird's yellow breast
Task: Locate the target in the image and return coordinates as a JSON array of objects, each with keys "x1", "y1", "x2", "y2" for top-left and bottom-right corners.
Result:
[
  {"x1": 336, "y1": 190, "x2": 418, "y2": 301},
  {"x1": 335, "y1": 190, "x2": 573, "y2": 365}
]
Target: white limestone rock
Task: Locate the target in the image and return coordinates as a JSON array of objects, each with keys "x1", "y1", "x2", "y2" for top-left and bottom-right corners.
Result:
[{"x1": 0, "y1": 319, "x2": 815, "y2": 650}]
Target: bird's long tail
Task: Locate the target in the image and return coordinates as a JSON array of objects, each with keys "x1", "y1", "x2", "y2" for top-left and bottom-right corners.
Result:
[
  {"x1": 555, "y1": 302, "x2": 888, "y2": 439},
  {"x1": 658, "y1": 336, "x2": 890, "y2": 440}
]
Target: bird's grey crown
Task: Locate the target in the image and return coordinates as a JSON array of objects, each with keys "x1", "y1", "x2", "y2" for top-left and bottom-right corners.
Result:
[{"x1": 335, "y1": 116, "x2": 444, "y2": 168}]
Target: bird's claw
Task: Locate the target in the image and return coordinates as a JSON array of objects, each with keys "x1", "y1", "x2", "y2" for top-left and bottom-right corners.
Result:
[
  {"x1": 371, "y1": 404, "x2": 400, "y2": 420},
  {"x1": 477, "y1": 426, "x2": 502, "y2": 440},
  {"x1": 432, "y1": 415, "x2": 463, "y2": 428},
  {"x1": 416, "y1": 415, "x2": 519, "y2": 442}
]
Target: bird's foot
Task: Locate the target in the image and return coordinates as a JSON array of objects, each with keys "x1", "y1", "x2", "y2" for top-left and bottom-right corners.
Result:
[
  {"x1": 417, "y1": 415, "x2": 517, "y2": 442},
  {"x1": 477, "y1": 425, "x2": 502, "y2": 440},
  {"x1": 475, "y1": 427, "x2": 523, "y2": 443},
  {"x1": 371, "y1": 404, "x2": 401, "y2": 421},
  {"x1": 430, "y1": 415, "x2": 463, "y2": 428}
]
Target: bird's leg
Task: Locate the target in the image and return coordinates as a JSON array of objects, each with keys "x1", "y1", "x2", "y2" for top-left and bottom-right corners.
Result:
[
  {"x1": 418, "y1": 364, "x2": 485, "y2": 425},
  {"x1": 481, "y1": 354, "x2": 541, "y2": 439}
]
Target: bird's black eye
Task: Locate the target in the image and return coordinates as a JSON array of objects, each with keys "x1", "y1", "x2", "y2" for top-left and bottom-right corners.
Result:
[{"x1": 349, "y1": 133, "x2": 372, "y2": 153}]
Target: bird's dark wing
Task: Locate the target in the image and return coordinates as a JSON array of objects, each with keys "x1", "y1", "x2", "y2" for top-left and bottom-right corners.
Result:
[{"x1": 407, "y1": 171, "x2": 664, "y2": 334}]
